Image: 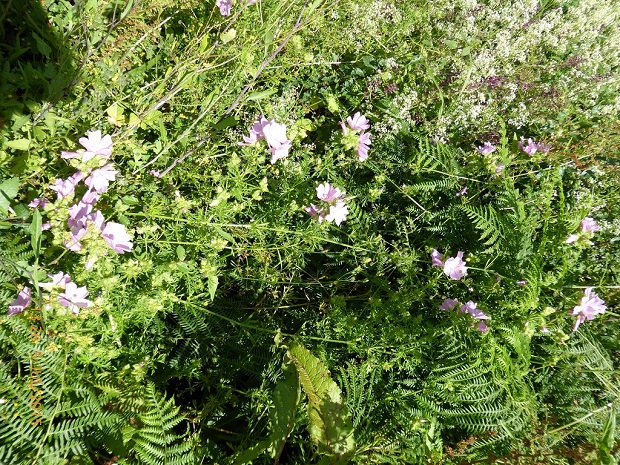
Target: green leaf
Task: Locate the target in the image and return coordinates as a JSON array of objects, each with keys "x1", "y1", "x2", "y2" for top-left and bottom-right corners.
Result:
[
  {"x1": 176, "y1": 245, "x2": 186, "y2": 261},
  {"x1": 268, "y1": 362, "x2": 300, "y2": 460},
  {"x1": 246, "y1": 89, "x2": 278, "y2": 101},
  {"x1": 208, "y1": 274, "x2": 218, "y2": 302},
  {"x1": 599, "y1": 406, "x2": 616, "y2": 465},
  {"x1": 5, "y1": 139, "x2": 31, "y2": 150},
  {"x1": 287, "y1": 342, "x2": 355, "y2": 463},
  {"x1": 444, "y1": 39, "x2": 458, "y2": 49},
  {"x1": 32, "y1": 32, "x2": 52, "y2": 58},
  {"x1": 31, "y1": 209, "x2": 42, "y2": 256},
  {"x1": 0, "y1": 178, "x2": 19, "y2": 213}
]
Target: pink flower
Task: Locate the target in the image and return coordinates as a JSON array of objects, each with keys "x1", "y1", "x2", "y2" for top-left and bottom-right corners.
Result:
[
  {"x1": 304, "y1": 204, "x2": 324, "y2": 219},
  {"x1": 443, "y1": 251, "x2": 468, "y2": 280},
  {"x1": 216, "y1": 0, "x2": 232, "y2": 15},
  {"x1": 461, "y1": 301, "x2": 489, "y2": 320},
  {"x1": 150, "y1": 169, "x2": 162, "y2": 178},
  {"x1": 42, "y1": 222, "x2": 51, "y2": 231},
  {"x1": 439, "y1": 298, "x2": 459, "y2": 311},
  {"x1": 519, "y1": 138, "x2": 538, "y2": 155},
  {"x1": 580, "y1": 217, "x2": 600, "y2": 233},
  {"x1": 62, "y1": 130, "x2": 113, "y2": 162},
  {"x1": 68, "y1": 201, "x2": 93, "y2": 229},
  {"x1": 316, "y1": 183, "x2": 343, "y2": 203},
  {"x1": 476, "y1": 321, "x2": 489, "y2": 333},
  {"x1": 346, "y1": 112, "x2": 370, "y2": 131},
  {"x1": 28, "y1": 197, "x2": 48, "y2": 208},
  {"x1": 571, "y1": 287, "x2": 606, "y2": 331},
  {"x1": 49, "y1": 172, "x2": 83, "y2": 200},
  {"x1": 8, "y1": 287, "x2": 31, "y2": 316},
  {"x1": 565, "y1": 234, "x2": 579, "y2": 244},
  {"x1": 39, "y1": 272, "x2": 72, "y2": 291},
  {"x1": 58, "y1": 282, "x2": 92, "y2": 315},
  {"x1": 101, "y1": 222, "x2": 133, "y2": 253},
  {"x1": 324, "y1": 201, "x2": 349, "y2": 226},
  {"x1": 476, "y1": 142, "x2": 496, "y2": 155},
  {"x1": 357, "y1": 132, "x2": 371, "y2": 161},
  {"x1": 85, "y1": 164, "x2": 118, "y2": 193},
  {"x1": 430, "y1": 249, "x2": 444, "y2": 267},
  {"x1": 456, "y1": 187, "x2": 467, "y2": 196},
  {"x1": 240, "y1": 117, "x2": 291, "y2": 163}
]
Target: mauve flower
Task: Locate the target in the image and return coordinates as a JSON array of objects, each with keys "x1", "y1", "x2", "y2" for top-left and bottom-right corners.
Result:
[
  {"x1": 62, "y1": 130, "x2": 113, "y2": 162},
  {"x1": 571, "y1": 287, "x2": 606, "y2": 331},
  {"x1": 216, "y1": 0, "x2": 232, "y2": 15},
  {"x1": 85, "y1": 164, "x2": 118, "y2": 193},
  {"x1": 68, "y1": 202, "x2": 93, "y2": 229},
  {"x1": 357, "y1": 132, "x2": 371, "y2": 161},
  {"x1": 439, "y1": 298, "x2": 459, "y2": 311},
  {"x1": 519, "y1": 138, "x2": 538, "y2": 155},
  {"x1": 495, "y1": 162, "x2": 505, "y2": 174},
  {"x1": 65, "y1": 226, "x2": 87, "y2": 252},
  {"x1": 580, "y1": 217, "x2": 600, "y2": 233},
  {"x1": 50, "y1": 172, "x2": 83, "y2": 200},
  {"x1": 41, "y1": 222, "x2": 51, "y2": 231},
  {"x1": 516, "y1": 280, "x2": 528, "y2": 286},
  {"x1": 8, "y1": 287, "x2": 31, "y2": 316},
  {"x1": 304, "y1": 204, "x2": 324, "y2": 220},
  {"x1": 431, "y1": 249, "x2": 444, "y2": 267},
  {"x1": 537, "y1": 142, "x2": 552, "y2": 154},
  {"x1": 461, "y1": 301, "x2": 489, "y2": 320},
  {"x1": 443, "y1": 251, "x2": 468, "y2": 280},
  {"x1": 476, "y1": 321, "x2": 489, "y2": 333},
  {"x1": 565, "y1": 234, "x2": 579, "y2": 244},
  {"x1": 39, "y1": 272, "x2": 72, "y2": 291},
  {"x1": 150, "y1": 169, "x2": 162, "y2": 178},
  {"x1": 316, "y1": 183, "x2": 343, "y2": 203},
  {"x1": 101, "y1": 222, "x2": 133, "y2": 253},
  {"x1": 323, "y1": 201, "x2": 349, "y2": 226},
  {"x1": 346, "y1": 112, "x2": 370, "y2": 131},
  {"x1": 456, "y1": 187, "x2": 467, "y2": 196},
  {"x1": 28, "y1": 197, "x2": 48, "y2": 208},
  {"x1": 58, "y1": 282, "x2": 92, "y2": 315},
  {"x1": 269, "y1": 140, "x2": 291, "y2": 164},
  {"x1": 476, "y1": 142, "x2": 496, "y2": 155}
]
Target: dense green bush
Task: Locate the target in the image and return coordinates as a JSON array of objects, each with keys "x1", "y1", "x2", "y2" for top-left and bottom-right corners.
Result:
[{"x1": 1, "y1": 1, "x2": 618, "y2": 464}]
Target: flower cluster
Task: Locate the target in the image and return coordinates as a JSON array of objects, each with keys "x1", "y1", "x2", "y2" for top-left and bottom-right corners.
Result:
[
  {"x1": 570, "y1": 287, "x2": 606, "y2": 331},
  {"x1": 566, "y1": 216, "x2": 600, "y2": 245},
  {"x1": 518, "y1": 138, "x2": 551, "y2": 155},
  {"x1": 304, "y1": 183, "x2": 349, "y2": 226},
  {"x1": 439, "y1": 298, "x2": 489, "y2": 333},
  {"x1": 431, "y1": 249, "x2": 468, "y2": 280},
  {"x1": 31, "y1": 130, "x2": 133, "y2": 262},
  {"x1": 7, "y1": 272, "x2": 92, "y2": 317},
  {"x1": 340, "y1": 112, "x2": 372, "y2": 161},
  {"x1": 240, "y1": 116, "x2": 291, "y2": 164}
]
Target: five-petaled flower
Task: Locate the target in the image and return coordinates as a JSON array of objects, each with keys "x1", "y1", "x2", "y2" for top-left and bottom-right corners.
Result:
[
  {"x1": 305, "y1": 182, "x2": 348, "y2": 226},
  {"x1": 61, "y1": 130, "x2": 113, "y2": 162},
  {"x1": 431, "y1": 250, "x2": 468, "y2": 280},
  {"x1": 240, "y1": 116, "x2": 291, "y2": 164},
  {"x1": 341, "y1": 112, "x2": 372, "y2": 161},
  {"x1": 571, "y1": 287, "x2": 606, "y2": 331},
  {"x1": 58, "y1": 282, "x2": 92, "y2": 315},
  {"x1": 8, "y1": 287, "x2": 31, "y2": 316},
  {"x1": 476, "y1": 142, "x2": 496, "y2": 155}
]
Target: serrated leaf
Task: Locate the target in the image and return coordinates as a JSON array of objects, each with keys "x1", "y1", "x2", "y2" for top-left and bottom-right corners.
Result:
[
  {"x1": 287, "y1": 342, "x2": 355, "y2": 463},
  {"x1": 268, "y1": 362, "x2": 299, "y2": 460}
]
